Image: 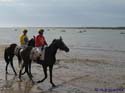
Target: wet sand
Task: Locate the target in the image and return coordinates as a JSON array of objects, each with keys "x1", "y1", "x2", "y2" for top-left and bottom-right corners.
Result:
[{"x1": 0, "y1": 45, "x2": 125, "y2": 93}]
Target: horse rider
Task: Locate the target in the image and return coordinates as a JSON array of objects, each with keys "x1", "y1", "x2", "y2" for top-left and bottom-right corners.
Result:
[
  {"x1": 35, "y1": 29, "x2": 48, "y2": 50},
  {"x1": 20, "y1": 29, "x2": 29, "y2": 48}
]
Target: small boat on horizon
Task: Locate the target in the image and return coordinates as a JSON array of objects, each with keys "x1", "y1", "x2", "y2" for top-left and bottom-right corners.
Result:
[
  {"x1": 61, "y1": 30, "x2": 66, "y2": 32},
  {"x1": 14, "y1": 28, "x2": 18, "y2": 31},
  {"x1": 79, "y1": 29, "x2": 87, "y2": 33},
  {"x1": 120, "y1": 32, "x2": 125, "y2": 34}
]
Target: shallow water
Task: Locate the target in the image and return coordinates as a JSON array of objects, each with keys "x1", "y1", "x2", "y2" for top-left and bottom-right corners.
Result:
[
  {"x1": 1, "y1": 28, "x2": 125, "y2": 50},
  {"x1": 0, "y1": 27, "x2": 125, "y2": 61}
]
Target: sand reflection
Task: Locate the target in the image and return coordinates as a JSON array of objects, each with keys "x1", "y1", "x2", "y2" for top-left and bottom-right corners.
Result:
[{"x1": 0, "y1": 74, "x2": 34, "y2": 93}]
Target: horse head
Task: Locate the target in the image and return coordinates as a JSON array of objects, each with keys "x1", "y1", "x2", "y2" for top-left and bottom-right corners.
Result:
[
  {"x1": 28, "y1": 37, "x2": 35, "y2": 47},
  {"x1": 52, "y1": 37, "x2": 69, "y2": 52}
]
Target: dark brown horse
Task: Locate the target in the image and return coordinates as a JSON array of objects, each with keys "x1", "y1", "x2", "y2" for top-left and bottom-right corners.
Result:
[
  {"x1": 19, "y1": 37, "x2": 69, "y2": 87},
  {"x1": 4, "y1": 38, "x2": 35, "y2": 75},
  {"x1": 4, "y1": 44, "x2": 22, "y2": 75}
]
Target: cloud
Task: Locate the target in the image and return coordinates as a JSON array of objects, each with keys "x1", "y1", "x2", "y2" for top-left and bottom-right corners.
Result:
[
  {"x1": 0, "y1": 0, "x2": 125, "y2": 27},
  {"x1": 0, "y1": 0, "x2": 15, "y2": 2}
]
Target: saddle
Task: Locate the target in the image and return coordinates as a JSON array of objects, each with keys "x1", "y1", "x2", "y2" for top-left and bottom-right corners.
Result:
[{"x1": 30, "y1": 47, "x2": 45, "y2": 62}]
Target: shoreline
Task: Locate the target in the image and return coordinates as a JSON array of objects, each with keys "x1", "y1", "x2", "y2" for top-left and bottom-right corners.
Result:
[{"x1": 0, "y1": 26, "x2": 125, "y2": 30}]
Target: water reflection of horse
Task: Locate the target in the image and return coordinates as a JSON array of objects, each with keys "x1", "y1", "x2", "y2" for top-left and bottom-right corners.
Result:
[
  {"x1": 19, "y1": 37, "x2": 69, "y2": 87},
  {"x1": 4, "y1": 38, "x2": 35, "y2": 75}
]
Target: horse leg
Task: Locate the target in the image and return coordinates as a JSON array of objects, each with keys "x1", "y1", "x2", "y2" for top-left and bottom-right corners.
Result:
[
  {"x1": 5, "y1": 60, "x2": 9, "y2": 74},
  {"x1": 10, "y1": 57, "x2": 17, "y2": 75},
  {"x1": 21, "y1": 60, "x2": 32, "y2": 77},
  {"x1": 25, "y1": 63, "x2": 34, "y2": 84},
  {"x1": 19, "y1": 63, "x2": 25, "y2": 80},
  {"x1": 4, "y1": 49, "x2": 11, "y2": 74},
  {"x1": 49, "y1": 65, "x2": 56, "y2": 87},
  {"x1": 17, "y1": 55, "x2": 22, "y2": 68},
  {"x1": 20, "y1": 60, "x2": 31, "y2": 76},
  {"x1": 37, "y1": 66, "x2": 47, "y2": 83},
  {"x1": 20, "y1": 60, "x2": 26, "y2": 75},
  {"x1": 28, "y1": 60, "x2": 33, "y2": 77},
  {"x1": 4, "y1": 48, "x2": 9, "y2": 74},
  {"x1": 21, "y1": 67, "x2": 26, "y2": 75}
]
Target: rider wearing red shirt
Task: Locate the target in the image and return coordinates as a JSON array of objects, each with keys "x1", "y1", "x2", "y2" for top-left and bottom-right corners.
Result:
[{"x1": 35, "y1": 29, "x2": 47, "y2": 48}]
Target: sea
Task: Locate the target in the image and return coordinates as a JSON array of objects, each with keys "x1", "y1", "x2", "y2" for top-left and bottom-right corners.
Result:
[{"x1": 0, "y1": 27, "x2": 125, "y2": 61}]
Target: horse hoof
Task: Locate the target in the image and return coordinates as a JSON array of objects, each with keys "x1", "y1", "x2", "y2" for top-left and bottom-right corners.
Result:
[
  {"x1": 19, "y1": 79, "x2": 22, "y2": 82},
  {"x1": 37, "y1": 80, "x2": 42, "y2": 83},
  {"x1": 30, "y1": 74, "x2": 33, "y2": 78},
  {"x1": 32, "y1": 81, "x2": 37, "y2": 85},
  {"x1": 6, "y1": 72, "x2": 8, "y2": 74},
  {"x1": 52, "y1": 84, "x2": 56, "y2": 88}
]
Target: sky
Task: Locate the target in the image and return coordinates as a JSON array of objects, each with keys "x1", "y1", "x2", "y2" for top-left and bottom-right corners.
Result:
[{"x1": 0, "y1": 0, "x2": 125, "y2": 27}]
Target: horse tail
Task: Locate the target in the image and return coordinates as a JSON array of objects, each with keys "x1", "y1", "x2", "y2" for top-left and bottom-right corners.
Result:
[
  {"x1": 4, "y1": 47, "x2": 10, "y2": 63},
  {"x1": 4, "y1": 44, "x2": 17, "y2": 64},
  {"x1": 4, "y1": 44, "x2": 17, "y2": 63}
]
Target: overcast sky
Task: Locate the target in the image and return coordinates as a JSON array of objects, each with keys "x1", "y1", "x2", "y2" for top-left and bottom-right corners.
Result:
[{"x1": 0, "y1": 0, "x2": 125, "y2": 27}]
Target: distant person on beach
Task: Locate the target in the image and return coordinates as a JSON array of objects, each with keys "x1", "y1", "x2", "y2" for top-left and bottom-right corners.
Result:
[
  {"x1": 35, "y1": 29, "x2": 47, "y2": 50},
  {"x1": 20, "y1": 29, "x2": 29, "y2": 48}
]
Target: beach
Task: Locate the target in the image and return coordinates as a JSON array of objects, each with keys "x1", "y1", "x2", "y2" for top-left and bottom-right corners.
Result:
[
  {"x1": 0, "y1": 44, "x2": 125, "y2": 93},
  {"x1": 0, "y1": 28, "x2": 125, "y2": 93}
]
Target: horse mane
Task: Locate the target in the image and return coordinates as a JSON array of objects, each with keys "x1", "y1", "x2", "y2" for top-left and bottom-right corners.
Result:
[
  {"x1": 48, "y1": 38, "x2": 65, "y2": 50},
  {"x1": 50, "y1": 39, "x2": 57, "y2": 45}
]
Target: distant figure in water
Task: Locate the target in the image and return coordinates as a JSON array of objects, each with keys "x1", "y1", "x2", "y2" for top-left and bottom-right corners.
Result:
[{"x1": 20, "y1": 29, "x2": 29, "y2": 48}]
